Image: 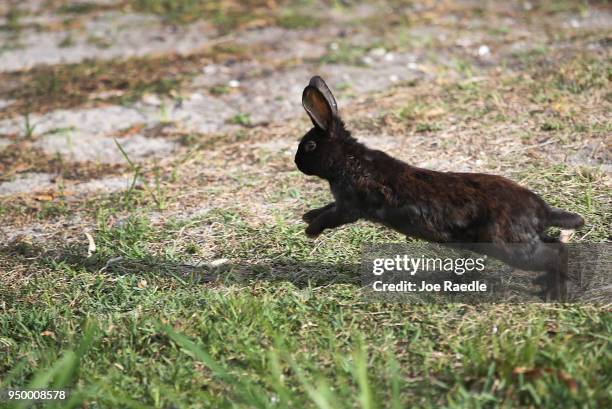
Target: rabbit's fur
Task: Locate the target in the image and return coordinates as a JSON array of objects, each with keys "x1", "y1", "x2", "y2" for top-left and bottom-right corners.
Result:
[{"x1": 294, "y1": 76, "x2": 585, "y2": 300}]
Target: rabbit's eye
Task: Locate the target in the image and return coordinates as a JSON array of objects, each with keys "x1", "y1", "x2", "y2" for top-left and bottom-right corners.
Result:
[{"x1": 305, "y1": 140, "x2": 317, "y2": 152}]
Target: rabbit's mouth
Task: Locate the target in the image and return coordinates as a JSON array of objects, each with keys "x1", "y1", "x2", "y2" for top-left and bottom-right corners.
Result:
[
  {"x1": 294, "y1": 154, "x2": 316, "y2": 176},
  {"x1": 294, "y1": 156, "x2": 308, "y2": 174}
]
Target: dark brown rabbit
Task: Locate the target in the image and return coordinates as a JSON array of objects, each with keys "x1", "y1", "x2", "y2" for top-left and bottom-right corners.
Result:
[{"x1": 294, "y1": 76, "x2": 584, "y2": 300}]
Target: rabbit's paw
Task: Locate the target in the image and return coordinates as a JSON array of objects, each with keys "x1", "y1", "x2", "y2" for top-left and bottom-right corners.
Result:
[
  {"x1": 302, "y1": 209, "x2": 320, "y2": 223},
  {"x1": 302, "y1": 204, "x2": 335, "y2": 223},
  {"x1": 305, "y1": 224, "x2": 322, "y2": 238}
]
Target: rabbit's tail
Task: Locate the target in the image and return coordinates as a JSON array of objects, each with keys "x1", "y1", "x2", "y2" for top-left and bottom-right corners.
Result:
[{"x1": 548, "y1": 207, "x2": 584, "y2": 229}]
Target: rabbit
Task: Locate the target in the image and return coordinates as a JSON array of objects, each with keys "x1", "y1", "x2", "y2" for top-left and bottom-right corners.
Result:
[{"x1": 294, "y1": 76, "x2": 585, "y2": 300}]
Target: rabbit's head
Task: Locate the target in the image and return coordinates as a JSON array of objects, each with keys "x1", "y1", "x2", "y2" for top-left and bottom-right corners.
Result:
[{"x1": 295, "y1": 76, "x2": 351, "y2": 179}]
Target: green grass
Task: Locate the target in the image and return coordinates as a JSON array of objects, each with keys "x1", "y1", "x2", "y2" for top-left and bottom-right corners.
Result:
[
  {"x1": 318, "y1": 42, "x2": 372, "y2": 66},
  {"x1": 56, "y1": 2, "x2": 110, "y2": 15},
  {"x1": 276, "y1": 11, "x2": 321, "y2": 29},
  {"x1": 1, "y1": 55, "x2": 195, "y2": 115},
  {"x1": 130, "y1": 0, "x2": 207, "y2": 24},
  {"x1": 1, "y1": 259, "x2": 610, "y2": 408},
  {"x1": 210, "y1": 85, "x2": 231, "y2": 95},
  {"x1": 228, "y1": 113, "x2": 252, "y2": 127},
  {"x1": 0, "y1": 7, "x2": 25, "y2": 32},
  {"x1": 1, "y1": 159, "x2": 610, "y2": 408},
  {"x1": 129, "y1": 0, "x2": 320, "y2": 32}
]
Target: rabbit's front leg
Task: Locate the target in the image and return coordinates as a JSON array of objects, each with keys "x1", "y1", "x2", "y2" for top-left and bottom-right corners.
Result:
[
  {"x1": 302, "y1": 202, "x2": 336, "y2": 223},
  {"x1": 305, "y1": 207, "x2": 357, "y2": 238}
]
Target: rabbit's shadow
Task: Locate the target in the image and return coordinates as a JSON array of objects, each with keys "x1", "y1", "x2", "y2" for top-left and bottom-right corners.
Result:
[
  {"x1": 2, "y1": 241, "x2": 608, "y2": 302},
  {"x1": 0, "y1": 240, "x2": 359, "y2": 287}
]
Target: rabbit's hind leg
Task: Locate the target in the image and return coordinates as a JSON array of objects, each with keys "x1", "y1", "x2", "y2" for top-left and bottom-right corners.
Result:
[{"x1": 529, "y1": 239, "x2": 568, "y2": 301}]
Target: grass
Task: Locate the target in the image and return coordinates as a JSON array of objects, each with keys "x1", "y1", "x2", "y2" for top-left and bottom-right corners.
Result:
[
  {"x1": 397, "y1": 101, "x2": 446, "y2": 133},
  {"x1": 129, "y1": 0, "x2": 320, "y2": 32},
  {"x1": 318, "y1": 42, "x2": 372, "y2": 66},
  {"x1": 1, "y1": 156, "x2": 610, "y2": 408},
  {"x1": 0, "y1": 38, "x2": 270, "y2": 116},
  {"x1": 56, "y1": 2, "x2": 113, "y2": 15},
  {"x1": 21, "y1": 112, "x2": 37, "y2": 139},
  {"x1": 276, "y1": 10, "x2": 321, "y2": 29},
  {"x1": 228, "y1": 113, "x2": 252, "y2": 127},
  {"x1": 1, "y1": 251, "x2": 610, "y2": 408},
  {"x1": 0, "y1": 40, "x2": 257, "y2": 116},
  {"x1": 130, "y1": 0, "x2": 212, "y2": 24},
  {"x1": 210, "y1": 85, "x2": 231, "y2": 95},
  {"x1": 0, "y1": 55, "x2": 199, "y2": 115},
  {"x1": 1, "y1": 7, "x2": 23, "y2": 31}
]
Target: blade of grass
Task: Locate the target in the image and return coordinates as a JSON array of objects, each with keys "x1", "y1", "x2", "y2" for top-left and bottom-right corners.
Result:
[
  {"x1": 267, "y1": 349, "x2": 293, "y2": 407},
  {"x1": 387, "y1": 354, "x2": 402, "y2": 409},
  {"x1": 354, "y1": 342, "x2": 374, "y2": 409},
  {"x1": 160, "y1": 324, "x2": 269, "y2": 408},
  {"x1": 282, "y1": 350, "x2": 337, "y2": 409},
  {"x1": 114, "y1": 137, "x2": 164, "y2": 209}
]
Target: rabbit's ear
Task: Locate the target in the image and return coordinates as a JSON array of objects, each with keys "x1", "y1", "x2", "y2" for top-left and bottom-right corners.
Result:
[
  {"x1": 308, "y1": 76, "x2": 338, "y2": 114},
  {"x1": 302, "y1": 76, "x2": 338, "y2": 131}
]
